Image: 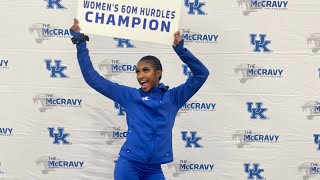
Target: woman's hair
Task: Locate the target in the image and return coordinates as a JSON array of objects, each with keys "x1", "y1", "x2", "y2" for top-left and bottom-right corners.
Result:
[{"x1": 139, "y1": 55, "x2": 163, "y2": 80}]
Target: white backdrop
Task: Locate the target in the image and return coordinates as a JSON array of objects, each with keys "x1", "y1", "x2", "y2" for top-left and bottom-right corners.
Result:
[{"x1": 1, "y1": 0, "x2": 320, "y2": 180}]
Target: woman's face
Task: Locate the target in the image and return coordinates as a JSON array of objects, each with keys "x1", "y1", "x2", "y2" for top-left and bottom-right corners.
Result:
[{"x1": 136, "y1": 61, "x2": 161, "y2": 92}]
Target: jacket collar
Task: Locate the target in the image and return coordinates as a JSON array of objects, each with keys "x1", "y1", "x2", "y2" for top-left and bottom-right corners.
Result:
[{"x1": 139, "y1": 83, "x2": 169, "y2": 94}]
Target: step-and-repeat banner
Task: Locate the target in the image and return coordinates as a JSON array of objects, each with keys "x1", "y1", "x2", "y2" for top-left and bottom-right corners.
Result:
[{"x1": 1, "y1": 0, "x2": 320, "y2": 179}]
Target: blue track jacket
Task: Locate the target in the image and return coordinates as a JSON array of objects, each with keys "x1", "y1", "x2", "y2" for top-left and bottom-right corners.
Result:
[{"x1": 76, "y1": 41, "x2": 209, "y2": 164}]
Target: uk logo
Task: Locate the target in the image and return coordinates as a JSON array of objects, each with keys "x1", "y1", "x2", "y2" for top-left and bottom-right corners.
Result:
[
  {"x1": 142, "y1": 96, "x2": 149, "y2": 101},
  {"x1": 184, "y1": 0, "x2": 206, "y2": 15},
  {"x1": 250, "y1": 34, "x2": 271, "y2": 52},
  {"x1": 182, "y1": 65, "x2": 193, "y2": 79},
  {"x1": 45, "y1": 0, "x2": 65, "y2": 9},
  {"x1": 181, "y1": 131, "x2": 203, "y2": 148},
  {"x1": 113, "y1": 38, "x2": 135, "y2": 48},
  {"x1": 114, "y1": 102, "x2": 126, "y2": 116},
  {"x1": 244, "y1": 163, "x2": 265, "y2": 180},
  {"x1": 247, "y1": 102, "x2": 268, "y2": 119},
  {"x1": 45, "y1": 59, "x2": 68, "y2": 78},
  {"x1": 48, "y1": 127, "x2": 70, "y2": 145},
  {"x1": 314, "y1": 134, "x2": 320, "y2": 151}
]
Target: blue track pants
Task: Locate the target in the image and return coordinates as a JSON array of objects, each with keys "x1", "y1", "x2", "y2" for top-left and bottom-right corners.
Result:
[{"x1": 114, "y1": 156, "x2": 166, "y2": 180}]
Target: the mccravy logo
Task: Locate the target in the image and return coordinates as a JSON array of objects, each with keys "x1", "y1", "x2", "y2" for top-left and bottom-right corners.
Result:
[
  {"x1": 33, "y1": 93, "x2": 82, "y2": 112},
  {"x1": 307, "y1": 33, "x2": 320, "y2": 53},
  {"x1": 234, "y1": 64, "x2": 284, "y2": 83},
  {"x1": 298, "y1": 162, "x2": 320, "y2": 180},
  {"x1": 181, "y1": 29, "x2": 218, "y2": 44},
  {"x1": 232, "y1": 130, "x2": 279, "y2": 148},
  {"x1": 250, "y1": 0, "x2": 288, "y2": 10},
  {"x1": 302, "y1": 101, "x2": 320, "y2": 120},
  {"x1": 247, "y1": 130, "x2": 277, "y2": 143},
  {"x1": 29, "y1": 23, "x2": 71, "y2": 43},
  {"x1": 178, "y1": 160, "x2": 214, "y2": 172},
  {"x1": 0, "y1": 60, "x2": 9, "y2": 69},
  {"x1": 100, "y1": 127, "x2": 127, "y2": 145},
  {"x1": 167, "y1": 160, "x2": 214, "y2": 177},
  {"x1": 36, "y1": 156, "x2": 84, "y2": 174},
  {"x1": 177, "y1": 94, "x2": 216, "y2": 117},
  {"x1": 0, "y1": 128, "x2": 13, "y2": 136},
  {"x1": 98, "y1": 59, "x2": 136, "y2": 79},
  {"x1": 180, "y1": 101, "x2": 216, "y2": 112},
  {"x1": 237, "y1": 0, "x2": 288, "y2": 16},
  {"x1": 47, "y1": 157, "x2": 84, "y2": 169},
  {"x1": 0, "y1": 162, "x2": 4, "y2": 175}
]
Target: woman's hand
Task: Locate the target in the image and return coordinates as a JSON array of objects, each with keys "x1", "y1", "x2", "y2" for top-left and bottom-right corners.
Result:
[
  {"x1": 173, "y1": 31, "x2": 182, "y2": 47},
  {"x1": 71, "y1": 18, "x2": 81, "y2": 33},
  {"x1": 70, "y1": 18, "x2": 89, "y2": 44},
  {"x1": 172, "y1": 31, "x2": 186, "y2": 55}
]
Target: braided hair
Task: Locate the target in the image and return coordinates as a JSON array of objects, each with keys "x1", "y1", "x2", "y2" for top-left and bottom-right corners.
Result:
[{"x1": 138, "y1": 55, "x2": 163, "y2": 80}]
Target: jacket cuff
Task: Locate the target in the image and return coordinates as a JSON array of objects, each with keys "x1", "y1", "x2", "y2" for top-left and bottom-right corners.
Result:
[{"x1": 71, "y1": 33, "x2": 89, "y2": 44}]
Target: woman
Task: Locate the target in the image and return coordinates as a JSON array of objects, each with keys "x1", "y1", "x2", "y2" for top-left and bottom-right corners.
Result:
[{"x1": 70, "y1": 18, "x2": 209, "y2": 180}]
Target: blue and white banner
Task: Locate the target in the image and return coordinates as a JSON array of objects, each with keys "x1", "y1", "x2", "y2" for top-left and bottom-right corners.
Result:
[{"x1": 77, "y1": 0, "x2": 182, "y2": 45}]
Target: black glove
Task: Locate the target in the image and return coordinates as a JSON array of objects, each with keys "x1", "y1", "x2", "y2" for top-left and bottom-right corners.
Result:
[{"x1": 70, "y1": 28, "x2": 89, "y2": 44}]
